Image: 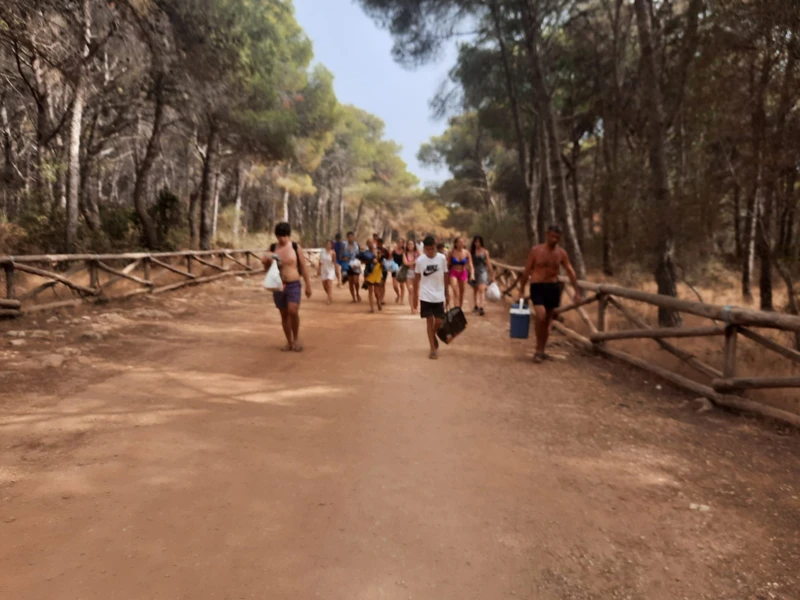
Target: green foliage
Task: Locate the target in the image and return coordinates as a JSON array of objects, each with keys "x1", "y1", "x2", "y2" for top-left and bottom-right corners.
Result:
[
  {"x1": 147, "y1": 188, "x2": 185, "y2": 250},
  {"x1": 468, "y1": 209, "x2": 528, "y2": 265}
]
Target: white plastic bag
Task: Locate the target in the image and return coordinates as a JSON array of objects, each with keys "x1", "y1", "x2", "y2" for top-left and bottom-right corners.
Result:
[
  {"x1": 486, "y1": 281, "x2": 501, "y2": 302},
  {"x1": 263, "y1": 260, "x2": 283, "y2": 291}
]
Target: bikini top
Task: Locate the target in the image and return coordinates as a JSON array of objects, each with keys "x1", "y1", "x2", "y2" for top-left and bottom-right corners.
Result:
[{"x1": 451, "y1": 255, "x2": 469, "y2": 266}]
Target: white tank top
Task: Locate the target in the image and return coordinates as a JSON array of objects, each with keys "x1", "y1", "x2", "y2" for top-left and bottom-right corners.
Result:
[{"x1": 320, "y1": 250, "x2": 334, "y2": 266}]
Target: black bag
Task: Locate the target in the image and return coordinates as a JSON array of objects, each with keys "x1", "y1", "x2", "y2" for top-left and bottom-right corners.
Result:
[{"x1": 437, "y1": 307, "x2": 468, "y2": 345}]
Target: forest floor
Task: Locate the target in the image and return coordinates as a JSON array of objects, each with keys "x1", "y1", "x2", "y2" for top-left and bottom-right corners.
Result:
[{"x1": 1, "y1": 275, "x2": 799, "y2": 599}]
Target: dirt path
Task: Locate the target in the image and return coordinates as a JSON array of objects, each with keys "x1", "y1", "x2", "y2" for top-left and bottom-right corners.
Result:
[{"x1": 1, "y1": 277, "x2": 799, "y2": 599}]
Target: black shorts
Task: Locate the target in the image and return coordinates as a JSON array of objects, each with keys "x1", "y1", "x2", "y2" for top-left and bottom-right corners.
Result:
[
  {"x1": 420, "y1": 301, "x2": 445, "y2": 319},
  {"x1": 530, "y1": 282, "x2": 562, "y2": 311}
]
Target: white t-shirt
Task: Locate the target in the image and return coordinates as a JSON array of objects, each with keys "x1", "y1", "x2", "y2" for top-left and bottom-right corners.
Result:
[{"x1": 415, "y1": 252, "x2": 448, "y2": 303}]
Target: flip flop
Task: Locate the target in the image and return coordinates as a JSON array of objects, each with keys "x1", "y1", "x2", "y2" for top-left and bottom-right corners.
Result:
[
  {"x1": 532, "y1": 353, "x2": 545, "y2": 364},
  {"x1": 429, "y1": 350, "x2": 438, "y2": 360},
  {"x1": 293, "y1": 341, "x2": 304, "y2": 352},
  {"x1": 281, "y1": 344, "x2": 293, "y2": 352}
]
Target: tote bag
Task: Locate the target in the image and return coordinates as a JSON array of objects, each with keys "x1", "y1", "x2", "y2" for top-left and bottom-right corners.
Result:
[{"x1": 263, "y1": 260, "x2": 283, "y2": 291}]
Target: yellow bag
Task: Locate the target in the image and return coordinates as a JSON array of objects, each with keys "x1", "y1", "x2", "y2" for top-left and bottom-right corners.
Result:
[{"x1": 366, "y1": 262, "x2": 383, "y2": 284}]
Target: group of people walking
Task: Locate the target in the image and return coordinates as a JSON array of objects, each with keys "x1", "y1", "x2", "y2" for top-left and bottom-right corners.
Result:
[
  {"x1": 317, "y1": 232, "x2": 498, "y2": 317},
  {"x1": 263, "y1": 221, "x2": 580, "y2": 362}
]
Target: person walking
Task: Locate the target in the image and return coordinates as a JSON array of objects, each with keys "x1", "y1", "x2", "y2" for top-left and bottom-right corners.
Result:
[
  {"x1": 341, "y1": 231, "x2": 361, "y2": 303},
  {"x1": 470, "y1": 235, "x2": 495, "y2": 316},
  {"x1": 402, "y1": 239, "x2": 419, "y2": 314},
  {"x1": 376, "y1": 237, "x2": 391, "y2": 307},
  {"x1": 318, "y1": 240, "x2": 337, "y2": 305},
  {"x1": 358, "y1": 239, "x2": 384, "y2": 313},
  {"x1": 261, "y1": 222, "x2": 312, "y2": 352},
  {"x1": 391, "y1": 238, "x2": 406, "y2": 304},
  {"x1": 447, "y1": 237, "x2": 474, "y2": 309},
  {"x1": 518, "y1": 225, "x2": 582, "y2": 363},
  {"x1": 333, "y1": 232, "x2": 346, "y2": 287},
  {"x1": 413, "y1": 236, "x2": 450, "y2": 359}
]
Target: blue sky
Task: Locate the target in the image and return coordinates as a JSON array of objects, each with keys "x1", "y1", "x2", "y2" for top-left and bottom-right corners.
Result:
[{"x1": 293, "y1": 0, "x2": 457, "y2": 186}]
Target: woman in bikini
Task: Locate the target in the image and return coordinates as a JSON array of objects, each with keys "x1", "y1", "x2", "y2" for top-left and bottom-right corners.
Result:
[
  {"x1": 402, "y1": 239, "x2": 419, "y2": 314},
  {"x1": 447, "y1": 237, "x2": 474, "y2": 309},
  {"x1": 317, "y1": 240, "x2": 337, "y2": 305},
  {"x1": 470, "y1": 235, "x2": 495, "y2": 316}
]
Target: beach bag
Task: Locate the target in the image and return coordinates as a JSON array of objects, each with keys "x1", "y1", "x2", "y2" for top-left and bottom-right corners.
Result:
[
  {"x1": 437, "y1": 307, "x2": 468, "y2": 345},
  {"x1": 486, "y1": 282, "x2": 502, "y2": 302},
  {"x1": 349, "y1": 258, "x2": 362, "y2": 274},
  {"x1": 366, "y1": 263, "x2": 383, "y2": 285},
  {"x1": 384, "y1": 258, "x2": 399, "y2": 274},
  {"x1": 263, "y1": 260, "x2": 283, "y2": 291},
  {"x1": 396, "y1": 265, "x2": 409, "y2": 283}
]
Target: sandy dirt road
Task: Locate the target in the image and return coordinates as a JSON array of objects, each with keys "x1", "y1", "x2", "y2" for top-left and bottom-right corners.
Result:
[{"x1": 1, "y1": 277, "x2": 799, "y2": 599}]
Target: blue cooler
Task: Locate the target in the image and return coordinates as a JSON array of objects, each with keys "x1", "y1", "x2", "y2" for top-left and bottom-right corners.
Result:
[{"x1": 509, "y1": 302, "x2": 531, "y2": 339}]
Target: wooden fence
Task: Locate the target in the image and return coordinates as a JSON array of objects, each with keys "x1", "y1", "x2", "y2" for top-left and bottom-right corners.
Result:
[
  {"x1": 0, "y1": 248, "x2": 320, "y2": 317},
  {"x1": 493, "y1": 260, "x2": 800, "y2": 427}
]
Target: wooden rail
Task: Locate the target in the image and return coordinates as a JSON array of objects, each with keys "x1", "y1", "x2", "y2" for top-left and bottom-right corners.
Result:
[
  {"x1": 0, "y1": 247, "x2": 321, "y2": 318},
  {"x1": 492, "y1": 260, "x2": 800, "y2": 428}
]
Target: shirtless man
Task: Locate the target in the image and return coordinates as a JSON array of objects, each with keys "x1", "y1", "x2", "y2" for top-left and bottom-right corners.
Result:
[
  {"x1": 519, "y1": 225, "x2": 581, "y2": 363},
  {"x1": 261, "y1": 222, "x2": 312, "y2": 352}
]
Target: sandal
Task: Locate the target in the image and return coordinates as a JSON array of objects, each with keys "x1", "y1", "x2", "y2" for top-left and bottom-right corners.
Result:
[
  {"x1": 293, "y1": 341, "x2": 304, "y2": 352},
  {"x1": 479, "y1": 308, "x2": 485, "y2": 316},
  {"x1": 281, "y1": 343, "x2": 294, "y2": 352},
  {"x1": 429, "y1": 350, "x2": 438, "y2": 360},
  {"x1": 532, "y1": 353, "x2": 545, "y2": 364}
]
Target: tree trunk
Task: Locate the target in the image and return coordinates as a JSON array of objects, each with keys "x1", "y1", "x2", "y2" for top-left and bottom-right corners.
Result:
[
  {"x1": 517, "y1": 4, "x2": 586, "y2": 278},
  {"x1": 132, "y1": 73, "x2": 165, "y2": 250},
  {"x1": 211, "y1": 172, "x2": 222, "y2": 243},
  {"x1": 189, "y1": 190, "x2": 200, "y2": 249},
  {"x1": 66, "y1": 0, "x2": 91, "y2": 250},
  {"x1": 489, "y1": 0, "x2": 536, "y2": 246},
  {"x1": 733, "y1": 182, "x2": 742, "y2": 259},
  {"x1": 31, "y1": 48, "x2": 52, "y2": 207},
  {"x1": 758, "y1": 184, "x2": 774, "y2": 311},
  {"x1": 79, "y1": 153, "x2": 100, "y2": 231},
  {"x1": 281, "y1": 187, "x2": 290, "y2": 223},
  {"x1": 634, "y1": 0, "x2": 681, "y2": 326},
  {"x1": 1, "y1": 99, "x2": 16, "y2": 220},
  {"x1": 338, "y1": 183, "x2": 345, "y2": 235},
  {"x1": 743, "y1": 50, "x2": 771, "y2": 302},
  {"x1": 353, "y1": 198, "x2": 364, "y2": 236},
  {"x1": 233, "y1": 163, "x2": 243, "y2": 245},
  {"x1": 199, "y1": 118, "x2": 218, "y2": 250},
  {"x1": 569, "y1": 140, "x2": 584, "y2": 251},
  {"x1": 539, "y1": 128, "x2": 556, "y2": 227}
]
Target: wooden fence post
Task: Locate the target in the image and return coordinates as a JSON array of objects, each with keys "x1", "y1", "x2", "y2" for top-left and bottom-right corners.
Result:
[
  {"x1": 246, "y1": 252, "x2": 251, "y2": 268},
  {"x1": 723, "y1": 325, "x2": 738, "y2": 379},
  {"x1": 219, "y1": 253, "x2": 225, "y2": 268},
  {"x1": 89, "y1": 260, "x2": 99, "y2": 290},
  {"x1": 143, "y1": 257, "x2": 151, "y2": 282},
  {"x1": 187, "y1": 256, "x2": 192, "y2": 275},
  {"x1": 4, "y1": 263, "x2": 15, "y2": 300},
  {"x1": 597, "y1": 293, "x2": 608, "y2": 335}
]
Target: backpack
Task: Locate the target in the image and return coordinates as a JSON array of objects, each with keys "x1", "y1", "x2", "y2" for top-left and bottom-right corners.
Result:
[{"x1": 269, "y1": 241, "x2": 304, "y2": 276}]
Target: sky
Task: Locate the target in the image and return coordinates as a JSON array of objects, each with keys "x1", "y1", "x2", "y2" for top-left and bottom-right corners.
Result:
[{"x1": 293, "y1": 0, "x2": 457, "y2": 187}]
